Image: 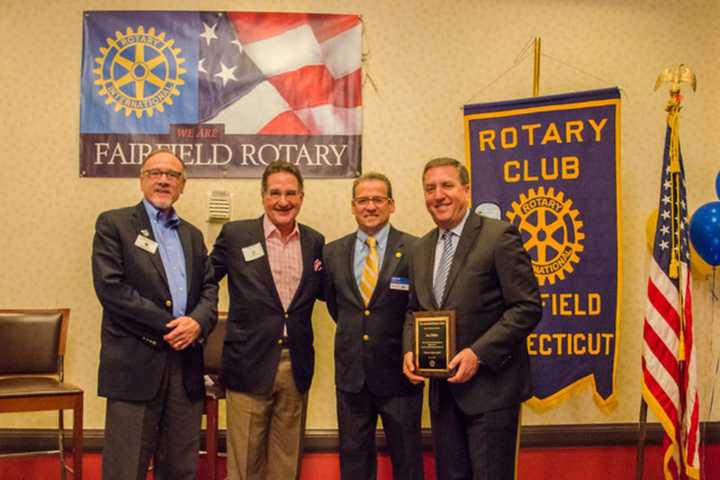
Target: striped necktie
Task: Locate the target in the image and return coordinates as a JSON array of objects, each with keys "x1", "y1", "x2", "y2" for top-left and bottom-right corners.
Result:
[
  {"x1": 433, "y1": 230, "x2": 455, "y2": 306},
  {"x1": 359, "y1": 236, "x2": 379, "y2": 306}
]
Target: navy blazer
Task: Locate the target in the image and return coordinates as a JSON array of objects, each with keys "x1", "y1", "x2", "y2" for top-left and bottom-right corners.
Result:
[
  {"x1": 92, "y1": 202, "x2": 218, "y2": 402},
  {"x1": 211, "y1": 217, "x2": 324, "y2": 395},
  {"x1": 324, "y1": 226, "x2": 421, "y2": 397}
]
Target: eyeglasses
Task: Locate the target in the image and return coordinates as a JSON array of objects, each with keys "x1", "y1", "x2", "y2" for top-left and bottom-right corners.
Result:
[
  {"x1": 353, "y1": 196, "x2": 390, "y2": 207},
  {"x1": 141, "y1": 169, "x2": 184, "y2": 182}
]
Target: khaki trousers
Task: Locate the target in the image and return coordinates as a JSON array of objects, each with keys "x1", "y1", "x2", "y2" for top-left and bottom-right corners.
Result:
[{"x1": 226, "y1": 349, "x2": 308, "y2": 480}]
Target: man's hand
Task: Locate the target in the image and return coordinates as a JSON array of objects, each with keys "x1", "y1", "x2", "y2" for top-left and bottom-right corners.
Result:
[
  {"x1": 163, "y1": 316, "x2": 201, "y2": 351},
  {"x1": 447, "y1": 348, "x2": 480, "y2": 384},
  {"x1": 403, "y1": 352, "x2": 425, "y2": 384}
]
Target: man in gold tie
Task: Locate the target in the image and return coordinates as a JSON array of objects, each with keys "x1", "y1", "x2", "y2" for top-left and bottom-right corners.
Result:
[{"x1": 323, "y1": 172, "x2": 424, "y2": 480}]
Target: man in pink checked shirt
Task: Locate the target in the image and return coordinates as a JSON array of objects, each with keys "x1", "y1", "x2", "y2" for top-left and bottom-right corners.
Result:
[{"x1": 210, "y1": 161, "x2": 325, "y2": 480}]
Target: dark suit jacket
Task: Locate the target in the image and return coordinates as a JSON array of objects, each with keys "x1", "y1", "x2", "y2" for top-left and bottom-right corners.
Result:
[
  {"x1": 210, "y1": 217, "x2": 324, "y2": 395},
  {"x1": 324, "y1": 226, "x2": 422, "y2": 397},
  {"x1": 92, "y1": 202, "x2": 218, "y2": 402},
  {"x1": 403, "y1": 213, "x2": 542, "y2": 415}
]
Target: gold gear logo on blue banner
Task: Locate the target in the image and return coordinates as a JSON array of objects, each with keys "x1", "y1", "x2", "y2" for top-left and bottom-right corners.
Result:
[
  {"x1": 93, "y1": 26, "x2": 186, "y2": 118},
  {"x1": 506, "y1": 187, "x2": 585, "y2": 286},
  {"x1": 464, "y1": 88, "x2": 621, "y2": 414}
]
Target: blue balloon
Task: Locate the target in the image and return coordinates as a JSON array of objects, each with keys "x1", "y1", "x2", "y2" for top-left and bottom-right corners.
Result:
[
  {"x1": 716, "y1": 171, "x2": 720, "y2": 199},
  {"x1": 690, "y1": 201, "x2": 720, "y2": 266}
]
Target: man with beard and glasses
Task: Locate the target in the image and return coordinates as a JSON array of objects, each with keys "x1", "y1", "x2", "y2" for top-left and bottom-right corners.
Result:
[{"x1": 92, "y1": 148, "x2": 218, "y2": 480}]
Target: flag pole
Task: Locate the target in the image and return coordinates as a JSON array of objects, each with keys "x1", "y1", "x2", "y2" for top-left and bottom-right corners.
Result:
[
  {"x1": 532, "y1": 37, "x2": 541, "y2": 96},
  {"x1": 637, "y1": 64, "x2": 697, "y2": 480},
  {"x1": 636, "y1": 92, "x2": 682, "y2": 480},
  {"x1": 636, "y1": 398, "x2": 648, "y2": 480}
]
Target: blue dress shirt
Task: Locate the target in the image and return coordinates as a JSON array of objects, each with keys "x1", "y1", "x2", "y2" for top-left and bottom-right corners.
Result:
[
  {"x1": 353, "y1": 223, "x2": 391, "y2": 288},
  {"x1": 143, "y1": 199, "x2": 187, "y2": 318}
]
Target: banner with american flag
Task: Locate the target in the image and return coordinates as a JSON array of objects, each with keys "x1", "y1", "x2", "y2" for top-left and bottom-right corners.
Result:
[
  {"x1": 80, "y1": 11, "x2": 362, "y2": 178},
  {"x1": 642, "y1": 97, "x2": 700, "y2": 479}
]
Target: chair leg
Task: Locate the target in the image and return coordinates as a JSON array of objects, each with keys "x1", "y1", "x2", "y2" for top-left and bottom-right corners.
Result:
[
  {"x1": 206, "y1": 398, "x2": 219, "y2": 480},
  {"x1": 73, "y1": 393, "x2": 83, "y2": 479},
  {"x1": 57, "y1": 409, "x2": 67, "y2": 480}
]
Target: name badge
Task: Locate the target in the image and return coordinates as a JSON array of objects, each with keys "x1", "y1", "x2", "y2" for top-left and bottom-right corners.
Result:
[
  {"x1": 135, "y1": 234, "x2": 158, "y2": 254},
  {"x1": 242, "y1": 242, "x2": 265, "y2": 262},
  {"x1": 390, "y1": 276, "x2": 410, "y2": 291}
]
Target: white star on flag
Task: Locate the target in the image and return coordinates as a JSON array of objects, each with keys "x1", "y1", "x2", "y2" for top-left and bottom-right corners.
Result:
[
  {"x1": 214, "y1": 62, "x2": 238, "y2": 86},
  {"x1": 200, "y1": 22, "x2": 218, "y2": 46},
  {"x1": 231, "y1": 39, "x2": 244, "y2": 53}
]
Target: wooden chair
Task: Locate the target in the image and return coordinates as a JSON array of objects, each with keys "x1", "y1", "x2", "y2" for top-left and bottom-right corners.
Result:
[
  {"x1": 203, "y1": 312, "x2": 227, "y2": 480},
  {"x1": 0, "y1": 308, "x2": 83, "y2": 479}
]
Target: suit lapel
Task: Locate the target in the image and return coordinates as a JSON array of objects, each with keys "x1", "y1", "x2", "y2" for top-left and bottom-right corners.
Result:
[
  {"x1": 443, "y1": 213, "x2": 483, "y2": 304},
  {"x1": 342, "y1": 234, "x2": 365, "y2": 308},
  {"x1": 287, "y1": 223, "x2": 315, "y2": 310},
  {"x1": 372, "y1": 227, "x2": 404, "y2": 306},
  {"x1": 130, "y1": 203, "x2": 169, "y2": 287},
  {"x1": 422, "y1": 229, "x2": 440, "y2": 309}
]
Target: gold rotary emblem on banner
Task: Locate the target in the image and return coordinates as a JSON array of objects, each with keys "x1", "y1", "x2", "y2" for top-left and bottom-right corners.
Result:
[
  {"x1": 93, "y1": 26, "x2": 186, "y2": 118},
  {"x1": 506, "y1": 186, "x2": 584, "y2": 286}
]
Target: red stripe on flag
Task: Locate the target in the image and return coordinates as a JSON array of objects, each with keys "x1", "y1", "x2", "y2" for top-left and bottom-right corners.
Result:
[
  {"x1": 641, "y1": 358, "x2": 680, "y2": 427},
  {"x1": 228, "y1": 12, "x2": 310, "y2": 44},
  {"x1": 269, "y1": 65, "x2": 334, "y2": 110},
  {"x1": 686, "y1": 392, "x2": 699, "y2": 467},
  {"x1": 642, "y1": 322, "x2": 681, "y2": 382},
  {"x1": 647, "y1": 278, "x2": 681, "y2": 332},
  {"x1": 268, "y1": 66, "x2": 361, "y2": 111},
  {"x1": 309, "y1": 14, "x2": 361, "y2": 42},
  {"x1": 333, "y1": 70, "x2": 362, "y2": 108},
  {"x1": 258, "y1": 110, "x2": 311, "y2": 135}
]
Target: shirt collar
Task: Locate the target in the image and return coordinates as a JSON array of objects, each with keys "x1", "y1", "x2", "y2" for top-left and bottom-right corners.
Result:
[
  {"x1": 357, "y1": 222, "x2": 390, "y2": 247},
  {"x1": 443, "y1": 208, "x2": 470, "y2": 238},
  {"x1": 263, "y1": 214, "x2": 299, "y2": 241},
  {"x1": 143, "y1": 199, "x2": 180, "y2": 228}
]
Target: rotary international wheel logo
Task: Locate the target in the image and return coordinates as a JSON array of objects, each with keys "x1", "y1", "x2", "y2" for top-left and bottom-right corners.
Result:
[
  {"x1": 93, "y1": 26, "x2": 186, "y2": 118},
  {"x1": 506, "y1": 186, "x2": 584, "y2": 286}
]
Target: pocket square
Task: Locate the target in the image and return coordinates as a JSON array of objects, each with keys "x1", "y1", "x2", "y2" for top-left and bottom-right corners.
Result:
[{"x1": 313, "y1": 259, "x2": 323, "y2": 272}]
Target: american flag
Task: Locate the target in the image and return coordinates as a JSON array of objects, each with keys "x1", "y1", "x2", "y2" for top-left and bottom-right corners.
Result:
[
  {"x1": 642, "y1": 105, "x2": 700, "y2": 480},
  {"x1": 198, "y1": 12, "x2": 362, "y2": 135}
]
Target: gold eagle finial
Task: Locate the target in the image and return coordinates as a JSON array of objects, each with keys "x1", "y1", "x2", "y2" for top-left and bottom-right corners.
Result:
[{"x1": 654, "y1": 64, "x2": 697, "y2": 94}]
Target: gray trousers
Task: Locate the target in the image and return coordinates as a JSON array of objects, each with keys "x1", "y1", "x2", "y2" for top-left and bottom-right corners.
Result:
[{"x1": 102, "y1": 352, "x2": 204, "y2": 480}]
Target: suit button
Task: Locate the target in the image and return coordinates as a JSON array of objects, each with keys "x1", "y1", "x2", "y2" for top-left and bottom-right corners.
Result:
[
  {"x1": 364, "y1": 310, "x2": 370, "y2": 317},
  {"x1": 277, "y1": 339, "x2": 283, "y2": 345},
  {"x1": 165, "y1": 300, "x2": 172, "y2": 308},
  {"x1": 284, "y1": 313, "x2": 289, "y2": 319},
  {"x1": 362, "y1": 334, "x2": 369, "y2": 342}
]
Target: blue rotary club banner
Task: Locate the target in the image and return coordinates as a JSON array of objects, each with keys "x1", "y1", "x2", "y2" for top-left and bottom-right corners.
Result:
[
  {"x1": 80, "y1": 11, "x2": 362, "y2": 178},
  {"x1": 464, "y1": 88, "x2": 621, "y2": 412}
]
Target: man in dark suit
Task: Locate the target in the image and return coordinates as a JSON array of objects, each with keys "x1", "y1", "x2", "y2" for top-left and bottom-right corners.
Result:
[
  {"x1": 92, "y1": 149, "x2": 218, "y2": 480},
  {"x1": 324, "y1": 172, "x2": 424, "y2": 480},
  {"x1": 210, "y1": 161, "x2": 324, "y2": 480},
  {"x1": 402, "y1": 157, "x2": 542, "y2": 480}
]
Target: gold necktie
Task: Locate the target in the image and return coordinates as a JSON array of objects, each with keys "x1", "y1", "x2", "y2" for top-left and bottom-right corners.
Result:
[{"x1": 360, "y1": 236, "x2": 379, "y2": 306}]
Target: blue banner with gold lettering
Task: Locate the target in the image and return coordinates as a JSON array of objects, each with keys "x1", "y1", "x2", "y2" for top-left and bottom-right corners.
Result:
[{"x1": 464, "y1": 88, "x2": 621, "y2": 412}]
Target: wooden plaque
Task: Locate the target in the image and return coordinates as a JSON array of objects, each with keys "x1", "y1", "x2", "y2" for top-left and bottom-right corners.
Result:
[{"x1": 413, "y1": 310, "x2": 456, "y2": 378}]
